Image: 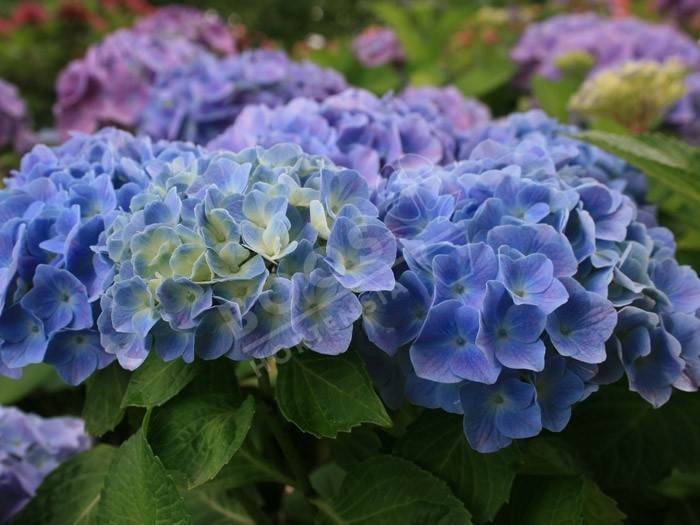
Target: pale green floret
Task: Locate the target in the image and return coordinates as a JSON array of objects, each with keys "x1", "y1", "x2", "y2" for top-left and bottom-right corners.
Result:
[{"x1": 569, "y1": 59, "x2": 688, "y2": 133}]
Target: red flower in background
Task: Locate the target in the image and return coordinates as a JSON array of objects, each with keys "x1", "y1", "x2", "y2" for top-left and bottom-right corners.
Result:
[
  {"x1": 11, "y1": 2, "x2": 47, "y2": 26},
  {"x1": 0, "y1": 18, "x2": 14, "y2": 35}
]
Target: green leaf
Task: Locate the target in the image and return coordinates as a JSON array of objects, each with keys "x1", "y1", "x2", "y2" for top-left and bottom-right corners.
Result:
[
  {"x1": 205, "y1": 441, "x2": 296, "y2": 491},
  {"x1": 574, "y1": 131, "x2": 700, "y2": 205},
  {"x1": 310, "y1": 463, "x2": 347, "y2": 501},
  {"x1": 82, "y1": 363, "x2": 130, "y2": 436},
  {"x1": 0, "y1": 364, "x2": 65, "y2": 404},
  {"x1": 562, "y1": 386, "x2": 700, "y2": 489},
  {"x1": 314, "y1": 455, "x2": 472, "y2": 525},
  {"x1": 121, "y1": 354, "x2": 200, "y2": 409},
  {"x1": 395, "y1": 411, "x2": 521, "y2": 523},
  {"x1": 493, "y1": 475, "x2": 585, "y2": 525},
  {"x1": 327, "y1": 426, "x2": 383, "y2": 470},
  {"x1": 454, "y1": 50, "x2": 517, "y2": 97},
  {"x1": 15, "y1": 445, "x2": 116, "y2": 525},
  {"x1": 581, "y1": 479, "x2": 626, "y2": 525},
  {"x1": 182, "y1": 489, "x2": 254, "y2": 525},
  {"x1": 184, "y1": 359, "x2": 240, "y2": 398},
  {"x1": 148, "y1": 394, "x2": 255, "y2": 488},
  {"x1": 275, "y1": 350, "x2": 392, "y2": 438},
  {"x1": 97, "y1": 430, "x2": 190, "y2": 525}
]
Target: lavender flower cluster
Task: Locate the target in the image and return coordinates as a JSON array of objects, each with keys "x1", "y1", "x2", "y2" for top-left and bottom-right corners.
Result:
[
  {"x1": 0, "y1": 406, "x2": 90, "y2": 523},
  {"x1": 0, "y1": 129, "x2": 203, "y2": 384},
  {"x1": 208, "y1": 87, "x2": 491, "y2": 188},
  {"x1": 54, "y1": 6, "x2": 236, "y2": 136},
  {"x1": 360, "y1": 110, "x2": 700, "y2": 452},
  {"x1": 351, "y1": 26, "x2": 406, "y2": 68},
  {"x1": 511, "y1": 13, "x2": 700, "y2": 86},
  {"x1": 665, "y1": 72, "x2": 700, "y2": 144},
  {"x1": 139, "y1": 50, "x2": 348, "y2": 145},
  {"x1": 0, "y1": 79, "x2": 32, "y2": 153}
]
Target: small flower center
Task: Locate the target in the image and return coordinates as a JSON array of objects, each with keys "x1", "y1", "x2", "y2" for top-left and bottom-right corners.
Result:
[
  {"x1": 497, "y1": 327, "x2": 508, "y2": 339},
  {"x1": 455, "y1": 336, "x2": 467, "y2": 347}
]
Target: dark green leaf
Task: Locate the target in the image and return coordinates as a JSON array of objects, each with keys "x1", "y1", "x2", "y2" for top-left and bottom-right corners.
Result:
[
  {"x1": 15, "y1": 445, "x2": 116, "y2": 525},
  {"x1": 182, "y1": 490, "x2": 254, "y2": 525},
  {"x1": 395, "y1": 411, "x2": 521, "y2": 523},
  {"x1": 205, "y1": 441, "x2": 296, "y2": 491},
  {"x1": 184, "y1": 359, "x2": 240, "y2": 398},
  {"x1": 82, "y1": 363, "x2": 130, "y2": 436},
  {"x1": 327, "y1": 426, "x2": 383, "y2": 470},
  {"x1": 275, "y1": 350, "x2": 391, "y2": 438},
  {"x1": 121, "y1": 354, "x2": 200, "y2": 409},
  {"x1": 493, "y1": 475, "x2": 585, "y2": 525},
  {"x1": 582, "y1": 479, "x2": 626, "y2": 525},
  {"x1": 562, "y1": 386, "x2": 700, "y2": 489},
  {"x1": 97, "y1": 430, "x2": 190, "y2": 525},
  {"x1": 148, "y1": 394, "x2": 255, "y2": 488},
  {"x1": 310, "y1": 463, "x2": 347, "y2": 501},
  {"x1": 314, "y1": 456, "x2": 472, "y2": 525}
]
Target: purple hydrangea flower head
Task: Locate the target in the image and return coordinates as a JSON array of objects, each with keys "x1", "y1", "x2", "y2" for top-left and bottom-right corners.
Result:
[
  {"x1": 0, "y1": 406, "x2": 90, "y2": 523},
  {"x1": 132, "y1": 6, "x2": 237, "y2": 55},
  {"x1": 399, "y1": 86, "x2": 491, "y2": 134},
  {"x1": 360, "y1": 109, "x2": 700, "y2": 452},
  {"x1": 209, "y1": 87, "x2": 487, "y2": 187},
  {"x1": 140, "y1": 50, "x2": 347, "y2": 145},
  {"x1": 54, "y1": 30, "x2": 202, "y2": 135},
  {"x1": 351, "y1": 26, "x2": 406, "y2": 68},
  {"x1": 100, "y1": 143, "x2": 396, "y2": 369},
  {"x1": 0, "y1": 128, "x2": 205, "y2": 383},
  {"x1": 0, "y1": 79, "x2": 32, "y2": 153},
  {"x1": 512, "y1": 13, "x2": 700, "y2": 87}
]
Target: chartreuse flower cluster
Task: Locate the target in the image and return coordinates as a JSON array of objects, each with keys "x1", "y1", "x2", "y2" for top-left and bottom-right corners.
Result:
[
  {"x1": 0, "y1": 406, "x2": 90, "y2": 523},
  {"x1": 99, "y1": 143, "x2": 396, "y2": 369},
  {"x1": 360, "y1": 111, "x2": 700, "y2": 452},
  {"x1": 570, "y1": 60, "x2": 689, "y2": 133},
  {"x1": 0, "y1": 129, "x2": 204, "y2": 384}
]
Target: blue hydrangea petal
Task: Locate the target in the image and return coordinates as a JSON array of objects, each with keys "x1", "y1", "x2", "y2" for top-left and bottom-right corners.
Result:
[
  {"x1": 487, "y1": 224, "x2": 578, "y2": 277},
  {"x1": 499, "y1": 253, "x2": 569, "y2": 314},
  {"x1": 433, "y1": 242, "x2": 497, "y2": 308},
  {"x1": 360, "y1": 270, "x2": 430, "y2": 355},
  {"x1": 411, "y1": 300, "x2": 500, "y2": 384},
  {"x1": 546, "y1": 277, "x2": 617, "y2": 364},
  {"x1": 531, "y1": 356, "x2": 585, "y2": 432},
  {"x1": 0, "y1": 305, "x2": 48, "y2": 368},
  {"x1": 325, "y1": 216, "x2": 396, "y2": 292},
  {"x1": 291, "y1": 268, "x2": 362, "y2": 355}
]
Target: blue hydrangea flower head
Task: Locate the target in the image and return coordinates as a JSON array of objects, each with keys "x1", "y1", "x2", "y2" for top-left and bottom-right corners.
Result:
[
  {"x1": 361, "y1": 110, "x2": 700, "y2": 451},
  {"x1": 0, "y1": 129, "x2": 204, "y2": 383},
  {"x1": 102, "y1": 143, "x2": 396, "y2": 368}
]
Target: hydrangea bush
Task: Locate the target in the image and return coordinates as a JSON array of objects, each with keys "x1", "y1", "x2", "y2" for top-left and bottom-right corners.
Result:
[
  {"x1": 209, "y1": 87, "x2": 490, "y2": 187},
  {"x1": 1, "y1": 118, "x2": 699, "y2": 523},
  {"x1": 0, "y1": 406, "x2": 89, "y2": 523},
  {"x1": 139, "y1": 50, "x2": 348, "y2": 145}
]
